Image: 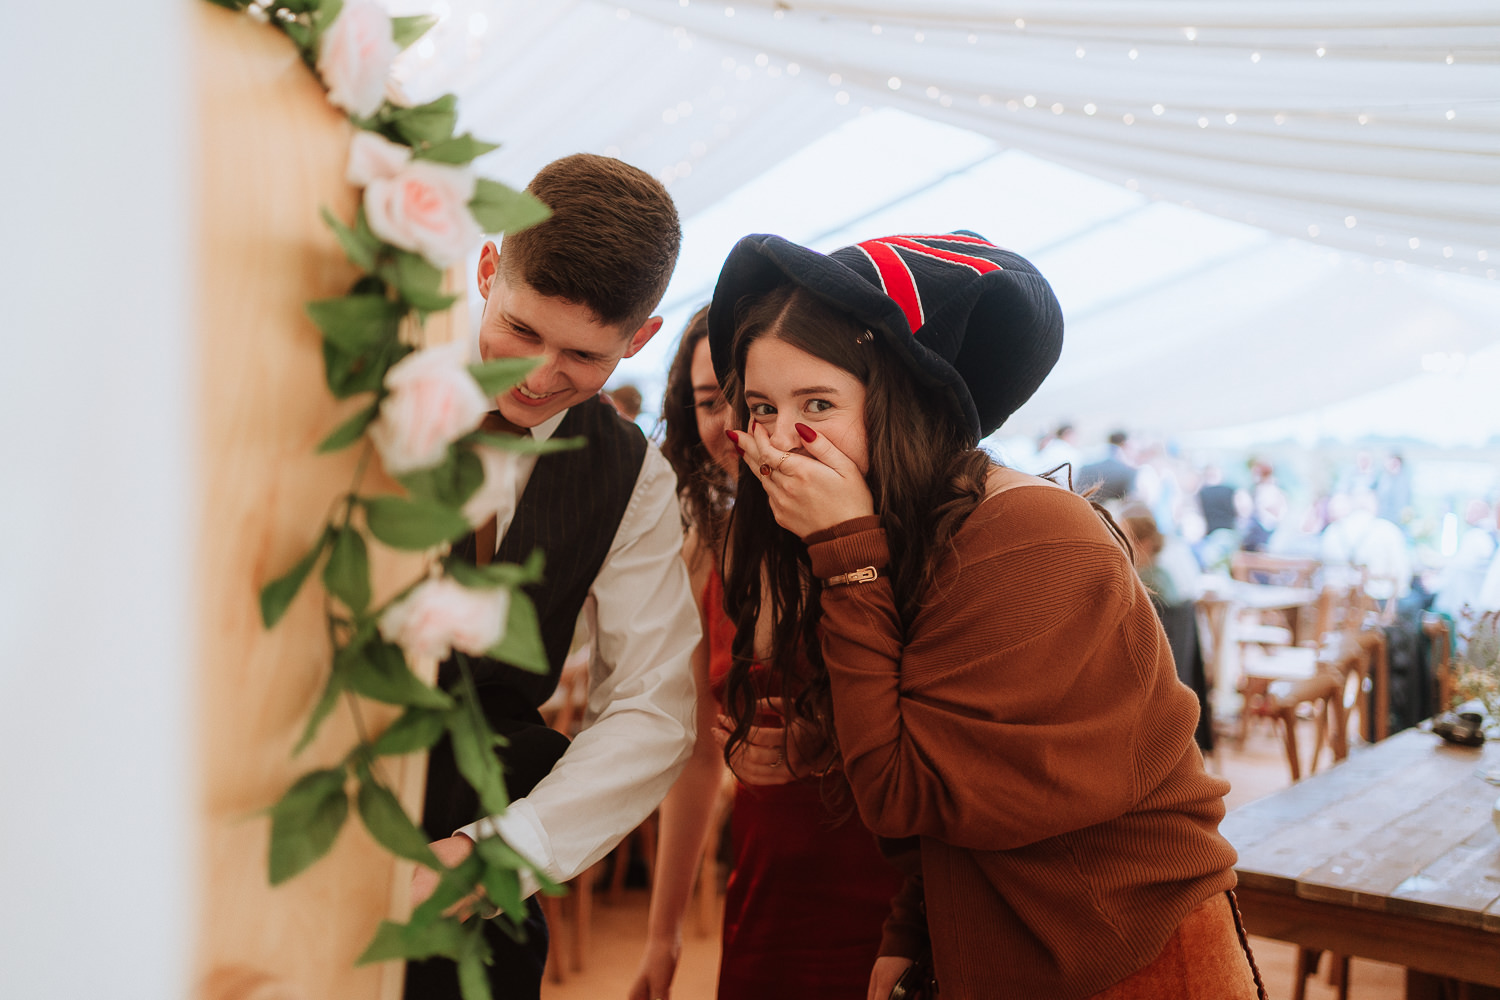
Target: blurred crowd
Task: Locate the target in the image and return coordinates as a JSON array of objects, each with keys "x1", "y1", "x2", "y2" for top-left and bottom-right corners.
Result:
[{"x1": 1002, "y1": 422, "x2": 1500, "y2": 628}]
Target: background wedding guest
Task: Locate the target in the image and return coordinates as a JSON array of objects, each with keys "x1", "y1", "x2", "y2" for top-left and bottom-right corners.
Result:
[
  {"x1": 1432, "y1": 499, "x2": 1497, "y2": 619},
  {"x1": 630, "y1": 308, "x2": 900, "y2": 1000},
  {"x1": 1078, "y1": 429, "x2": 1137, "y2": 501}
]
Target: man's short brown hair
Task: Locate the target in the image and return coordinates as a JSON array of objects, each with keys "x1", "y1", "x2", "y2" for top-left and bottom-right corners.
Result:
[{"x1": 499, "y1": 154, "x2": 681, "y2": 332}]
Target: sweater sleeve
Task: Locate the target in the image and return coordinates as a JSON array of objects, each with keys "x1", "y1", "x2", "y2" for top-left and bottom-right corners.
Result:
[{"x1": 810, "y1": 485, "x2": 1197, "y2": 852}]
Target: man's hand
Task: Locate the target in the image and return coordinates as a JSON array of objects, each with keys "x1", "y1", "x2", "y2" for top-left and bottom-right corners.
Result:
[{"x1": 410, "y1": 833, "x2": 480, "y2": 917}]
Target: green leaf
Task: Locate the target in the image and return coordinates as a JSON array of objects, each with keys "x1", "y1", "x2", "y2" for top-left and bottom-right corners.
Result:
[
  {"x1": 466, "y1": 358, "x2": 537, "y2": 398},
  {"x1": 322, "y1": 527, "x2": 372, "y2": 614},
  {"x1": 399, "y1": 447, "x2": 484, "y2": 509},
  {"x1": 323, "y1": 338, "x2": 411, "y2": 401},
  {"x1": 342, "y1": 639, "x2": 454, "y2": 710},
  {"x1": 357, "y1": 776, "x2": 440, "y2": 867},
  {"x1": 378, "y1": 250, "x2": 458, "y2": 314},
  {"x1": 447, "y1": 700, "x2": 510, "y2": 817},
  {"x1": 391, "y1": 13, "x2": 438, "y2": 49},
  {"x1": 470, "y1": 431, "x2": 585, "y2": 456},
  {"x1": 457, "y1": 940, "x2": 495, "y2": 1000},
  {"x1": 363, "y1": 495, "x2": 472, "y2": 550},
  {"x1": 293, "y1": 663, "x2": 346, "y2": 756},
  {"x1": 268, "y1": 768, "x2": 349, "y2": 885},
  {"x1": 416, "y1": 134, "x2": 501, "y2": 166},
  {"x1": 411, "y1": 853, "x2": 485, "y2": 926},
  {"x1": 356, "y1": 917, "x2": 467, "y2": 965},
  {"x1": 259, "y1": 529, "x2": 330, "y2": 628},
  {"x1": 387, "y1": 94, "x2": 458, "y2": 146},
  {"x1": 283, "y1": 19, "x2": 312, "y2": 51},
  {"x1": 204, "y1": 0, "x2": 251, "y2": 9},
  {"x1": 307, "y1": 294, "x2": 403, "y2": 354},
  {"x1": 468, "y1": 178, "x2": 551, "y2": 235},
  {"x1": 321, "y1": 206, "x2": 380, "y2": 273},
  {"x1": 372, "y1": 706, "x2": 449, "y2": 756},
  {"x1": 486, "y1": 590, "x2": 548, "y2": 675},
  {"x1": 313, "y1": 0, "x2": 344, "y2": 32},
  {"x1": 446, "y1": 550, "x2": 544, "y2": 592},
  {"x1": 317, "y1": 400, "x2": 380, "y2": 454},
  {"x1": 473, "y1": 836, "x2": 526, "y2": 922}
]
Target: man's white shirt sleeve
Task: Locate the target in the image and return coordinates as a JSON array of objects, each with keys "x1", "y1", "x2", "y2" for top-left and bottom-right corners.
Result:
[{"x1": 460, "y1": 441, "x2": 699, "y2": 895}]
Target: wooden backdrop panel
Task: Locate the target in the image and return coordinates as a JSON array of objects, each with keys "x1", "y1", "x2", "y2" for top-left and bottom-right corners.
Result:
[{"x1": 194, "y1": 6, "x2": 463, "y2": 999}]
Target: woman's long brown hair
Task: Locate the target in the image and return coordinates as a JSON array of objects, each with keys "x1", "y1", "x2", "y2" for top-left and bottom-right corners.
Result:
[
  {"x1": 658, "y1": 305, "x2": 734, "y2": 557},
  {"x1": 719, "y1": 284, "x2": 992, "y2": 776}
]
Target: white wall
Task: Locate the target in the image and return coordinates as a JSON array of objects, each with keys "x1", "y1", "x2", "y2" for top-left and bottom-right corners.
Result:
[{"x1": 0, "y1": 2, "x2": 192, "y2": 997}]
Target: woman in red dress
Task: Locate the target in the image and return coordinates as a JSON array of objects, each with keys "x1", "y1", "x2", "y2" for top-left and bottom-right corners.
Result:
[{"x1": 628, "y1": 308, "x2": 901, "y2": 1000}]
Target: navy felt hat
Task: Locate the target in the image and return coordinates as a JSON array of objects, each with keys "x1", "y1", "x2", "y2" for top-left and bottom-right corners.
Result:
[{"x1": 707, "y1": 231, "x2": 1064, "y2": 441}]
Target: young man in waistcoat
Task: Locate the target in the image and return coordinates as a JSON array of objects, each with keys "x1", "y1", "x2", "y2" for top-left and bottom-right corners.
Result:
[{"x1": 404, "y1": 154, "x2": 699, "y2": 1000}]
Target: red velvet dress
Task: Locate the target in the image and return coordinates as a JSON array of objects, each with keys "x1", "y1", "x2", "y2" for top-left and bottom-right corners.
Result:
[{"x1": 702, "y1": 571, "x2": 903, "y2": 1000}]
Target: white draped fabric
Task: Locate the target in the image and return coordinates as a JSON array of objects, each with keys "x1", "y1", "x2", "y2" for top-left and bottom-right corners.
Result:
[{"x1": 393, "y1": 0, "x2": 1500, "y2": 443}]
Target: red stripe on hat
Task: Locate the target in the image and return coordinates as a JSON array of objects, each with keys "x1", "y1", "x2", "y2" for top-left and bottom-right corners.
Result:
[
  {"x1": 886, "y1": 236, "x2": 1004, "y2": 274},
  {"x1": 856, "y1": 239, "x2": 924, "y2": 332}
]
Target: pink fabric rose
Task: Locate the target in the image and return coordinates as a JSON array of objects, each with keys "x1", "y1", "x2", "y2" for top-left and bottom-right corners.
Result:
[
  {"x1": 463, "y1": 444, "x2": 525, "y2": 527},
  {"x1": 369, "y1": 339, "x2": 490, "y2": 475},
  {"x1": 364, "y1": 160, "x2": 482, "y2": 269},
  {"x1": 317, "y1": 0, "x2": 399, "y2": 119},
  {"x1": 346, "y1": 130, "x2": 412, "y2": 188},
  {"x1": 379, "y1": 577, "x2": 510, "y2": 662}
]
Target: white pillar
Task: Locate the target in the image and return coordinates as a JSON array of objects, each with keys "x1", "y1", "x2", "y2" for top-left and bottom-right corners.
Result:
[{"x1": 0, "y1": 2, "x2": 192, "y2": 997}]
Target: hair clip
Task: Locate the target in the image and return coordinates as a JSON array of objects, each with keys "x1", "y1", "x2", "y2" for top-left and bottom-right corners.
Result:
[{"x1": 857, "y1": 329, "x2": 874, "y2": 345}]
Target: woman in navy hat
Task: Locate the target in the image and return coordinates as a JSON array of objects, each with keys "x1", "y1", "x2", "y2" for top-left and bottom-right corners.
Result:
[{"x1": 712, "y1": 232, "x2": 1263, "y2": 1000}]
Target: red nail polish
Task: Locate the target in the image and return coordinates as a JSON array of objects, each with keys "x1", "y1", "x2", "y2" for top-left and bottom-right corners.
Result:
[
  {"x1": 795, "y1": 423, "x2": 816, "y2": 442},
  {"x1": 735, "y1": 445, "x2": 745, "y2": 456},
  {"x1": 724, "y1": 429, "x2": 737, "y2": 442}
]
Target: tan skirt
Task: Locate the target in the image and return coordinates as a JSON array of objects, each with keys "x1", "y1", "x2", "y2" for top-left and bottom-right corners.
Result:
[{"x1": 1087, "y1": 892, "x2": 1268, "y2": 1000}]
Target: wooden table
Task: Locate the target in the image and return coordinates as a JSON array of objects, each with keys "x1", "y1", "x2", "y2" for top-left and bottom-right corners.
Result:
[{"x1": 1223, "y1": 727, "x2": 1500, "y2": 993}]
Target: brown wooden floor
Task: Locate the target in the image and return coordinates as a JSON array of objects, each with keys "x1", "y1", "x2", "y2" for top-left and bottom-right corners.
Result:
[{"x1": 541, "y1": 717, "x2": 1411, "y2": 1000}]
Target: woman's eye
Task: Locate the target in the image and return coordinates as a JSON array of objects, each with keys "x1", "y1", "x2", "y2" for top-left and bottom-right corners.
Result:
[
  {"x1": 748, "y1": 403, "x2": 775, "y2": 418},
  {"x1": 806, "y1": 399, "x2": 833, "y2": 414},
  {"x1": 696, "y1": 397, "x2": 726, "y2": 412}
]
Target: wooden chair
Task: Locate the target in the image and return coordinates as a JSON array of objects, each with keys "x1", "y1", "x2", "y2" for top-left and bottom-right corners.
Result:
[
  {"x1": 1237, "y1": 580, "x2": 1362, "y2": 779},
  {"x1": 1231, "y1": 552, "x2": 1321, "y2": 647},
  {"x1": 1230, "y1": 551, "x2": 1321, "y2": 588},
  {"x1": 1423, "y1": 613, "x2": 1454, "y2": 712}
]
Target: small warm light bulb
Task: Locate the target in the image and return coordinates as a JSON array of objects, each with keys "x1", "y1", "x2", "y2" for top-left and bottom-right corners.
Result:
[
  {"x1": 1122, "y1": 113, "x2": 1135, "y2": 124},
  {"x1": 1152, "y1": 103, "x2": 1165, "y2": 115},
  {"x1": 1052, "y1": 103, "x2": 1065, "y2": 115},
  {"x1": 1183, "y1": 27, "x2": 1198, "y2": 41},
  {"x1": 1024, "y1": 95, "x2": 1037, "y2": 108},
  {"x1": 1076, "y1": 47, "x2": 1086, "y2": 58},
  {"x1": 1308, "y1": 225, "x2": 1320, "y2": 237},
  {"x1": 1409, "y1": 237, "x2": 1421, "y2": 249},
  {"x1": 1345, "y1": 216, "x2": 1357, "y2": 228},
  {"x1": 1084, "y1": 103, "x2": 1097, "y2": 115},
  {"x1": 888, "y1": 76, "x2": 901, "y2": 90},
  {"x1": 1225, "y1": 113, "x2": 1237, "y2": 124},
  {"x1": 1315, "y1": 46, "x2": 1326, "y2": 56},
  {"x1": 1129, "y1": 48, "x2": 1139, "y2": 60},
  {"x1": 1250, "y1": 52, "x2": 1261, "y2": 63}
]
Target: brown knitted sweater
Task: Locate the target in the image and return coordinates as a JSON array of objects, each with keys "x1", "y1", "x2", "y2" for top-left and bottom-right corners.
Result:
[{"x1": 806, "y1": 471, "x2": 1237, "y2": 1000}]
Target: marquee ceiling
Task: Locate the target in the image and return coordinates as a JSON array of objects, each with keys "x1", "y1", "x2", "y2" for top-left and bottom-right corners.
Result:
[{"x1": 391, "y1": 0, "x2": 1500, "y2": 445}]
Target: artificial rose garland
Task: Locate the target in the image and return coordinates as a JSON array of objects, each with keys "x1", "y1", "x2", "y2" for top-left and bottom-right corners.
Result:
[
  {"x1": 367, "y1": 339, "x2": 491, "y2": 475},
  {"x1": 317, "y1": 0, "x2": 398, "y2": 118},
  {"x1": 463, "y1": 443, "x2": 525, "y2": 527},
  {"x1": 379, "y1": 576, "x2": 511, "y2": 663},
  {"x1": 228, "y1": 0, "x2": 561, "y2": 986}
]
